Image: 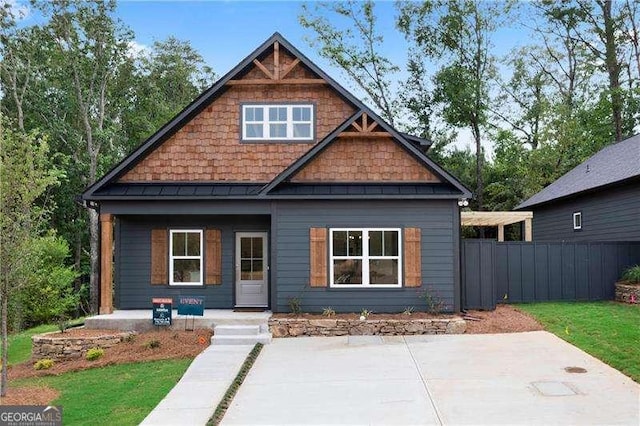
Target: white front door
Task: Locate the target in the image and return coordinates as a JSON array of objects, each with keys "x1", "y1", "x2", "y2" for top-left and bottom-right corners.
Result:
[{"x1": 235, "y1": 232, "x2": 268, "y2": 307}]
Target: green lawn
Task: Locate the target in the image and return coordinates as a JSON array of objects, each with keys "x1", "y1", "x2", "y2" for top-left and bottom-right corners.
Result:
[
  {"x1": 15, "y1": 359, "x2": 192, "y2": 425},
  {"x1": 518, "y1": 301, "x2": 640, "y2": 382},
  {"x1": 3, "y1": 319, "x2": 84, "y2": 365}
]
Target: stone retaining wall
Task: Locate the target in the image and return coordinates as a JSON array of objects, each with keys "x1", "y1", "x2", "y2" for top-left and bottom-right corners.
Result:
[
  {"x1": 269, "y1": 317, "x2": 466, "y2": 338},
  {"x1": 615, "y1": 282, "x2": 640, "y2": 304},
  {"x1": 32, "y1": 330, "x2": 135, "y2": 361}
]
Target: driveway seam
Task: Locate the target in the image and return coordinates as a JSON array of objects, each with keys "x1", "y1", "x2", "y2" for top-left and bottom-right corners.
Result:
[{"x1": 403, "y1": 336, "x2": 444, "y2": 426}]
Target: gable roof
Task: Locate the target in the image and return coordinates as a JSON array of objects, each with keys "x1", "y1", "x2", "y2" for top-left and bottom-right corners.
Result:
[
  {"x1": 516, "y1": 133, "x2": 640, "y2": 209},
  {"x1": 82, "y1": 32, "x2": 471, "y2": 201},
  {"x1": 260, "y1": 110, "x2": 470, "y2": 196}
]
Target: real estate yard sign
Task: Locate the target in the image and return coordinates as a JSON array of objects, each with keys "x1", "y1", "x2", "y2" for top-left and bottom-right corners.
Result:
[
  {"x1": 152, "y1": 298, "x2": 173, "y2": 326},
  {"x1": 177, "y1": 296, "x2": 205, "y2": 316}
]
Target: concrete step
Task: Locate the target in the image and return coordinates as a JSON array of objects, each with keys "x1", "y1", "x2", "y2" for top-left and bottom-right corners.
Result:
[
  {"x1": 211, "y1": 333, "x2": 272, "y2": 346},
  {"x1": 214, "y1": 324, "x2": 260, "y2": 336}
]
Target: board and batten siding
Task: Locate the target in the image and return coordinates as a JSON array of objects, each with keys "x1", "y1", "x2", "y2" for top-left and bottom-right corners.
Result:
[
  {"x1": 273, "y1": 200, "x2": 460, "y2": 313},
  {"x1": 115, "y1": 214, "x2": 270, "y2": 309},
  {"x1": 532, "y1": 180, "x2": 640, "y2": 242}
]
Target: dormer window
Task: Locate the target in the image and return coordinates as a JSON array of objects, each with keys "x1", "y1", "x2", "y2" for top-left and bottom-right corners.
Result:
[{"x1": 242, "y1": 104, "x2": 314, "y2": 141}]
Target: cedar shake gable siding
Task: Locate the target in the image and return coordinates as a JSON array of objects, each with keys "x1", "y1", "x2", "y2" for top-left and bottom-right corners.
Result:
[
  {"x1": 291, "y1": 136, "x2": 441, "y2": 183},
  {"x1": 119, "y1": 49, "x2": 356, "y2": 183}
]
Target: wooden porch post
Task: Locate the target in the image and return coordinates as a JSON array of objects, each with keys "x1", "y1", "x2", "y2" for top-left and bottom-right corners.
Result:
[
  {"x1": 524, "y1": 218, "x2": 532, "y2": 242},
  {"x1": 497, "y1": 224, "x2": 505, "y2": 242},
  {"x1": 100, "y1": 213, "x2": 114, "y2": 314}
]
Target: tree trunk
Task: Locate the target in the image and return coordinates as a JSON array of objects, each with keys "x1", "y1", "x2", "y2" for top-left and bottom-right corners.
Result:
[
  {"x1": 1, "y1": 290, "x2": 8, "y2": 397},
  {"x1": 89, "y1": 209, "x2": 100, "y2": 314},
  {"x1": 601, "y1": 0, "x2": 623, "y2": 141}
]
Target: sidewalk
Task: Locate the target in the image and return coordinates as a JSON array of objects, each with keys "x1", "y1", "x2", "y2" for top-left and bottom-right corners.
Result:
[{"x1": 140, "y1": 345, "x2": 252, "y2": 425}]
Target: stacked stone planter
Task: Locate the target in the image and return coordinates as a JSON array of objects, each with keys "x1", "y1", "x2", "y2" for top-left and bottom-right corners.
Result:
[
  {"x1": 615, "y1": 282, "x2": 640, "y2": 304},
  {"x1": 32, "y1": 329, "x2": 135, "y2": 361},
  {"x1": 269, "y1": 317, "x2": 466, "y2": 338}
]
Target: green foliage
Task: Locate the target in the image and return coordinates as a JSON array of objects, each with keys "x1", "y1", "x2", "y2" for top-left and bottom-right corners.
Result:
[
  {"x1": 144, "y1": 339, "x2": 161, "y2": 350},
  {"x1": 85, "y1": 348, "x2": 104, "y2": 361},
  {"x1": 621, "y1": 265, "x2": 640, "y2": 284},
  {"x1": 322, "y1": 307, "x2": 336, "y2": 317},
  {"x1": 17, "y1": 233, "x2": 80, "y2": 329},
  {"x1": 359, "y1": 309, "x2": 371, "y2": 319},
  {"x1": 16, "y1": 359, "x2": 192, "y2": 425},
  {"x1": 518, "y1": 302, "x2": 640, "y2": 382},
  {"x1": 403, "y1": 306, "x2": 415, "y2": 316},
  {"x1": 419, "y1": 287, "x2": 445, "y2": 314},
  {"x1": 33, "y1": 359, "x2": 54, "y2": 370},
  {"x1": 288, "y1": 297, "x2": 303, "y2": 315}
]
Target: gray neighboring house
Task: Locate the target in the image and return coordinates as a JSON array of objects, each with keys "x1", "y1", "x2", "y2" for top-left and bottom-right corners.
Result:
[
  {"x1": 516, "y1": 133, "x2": 640, "y2": 241},
  {"x1": 81, "y1": 33, "x2": 471, "y2": 315}
]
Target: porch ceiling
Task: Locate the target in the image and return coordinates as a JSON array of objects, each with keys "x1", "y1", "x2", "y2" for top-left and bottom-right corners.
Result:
[{"x1": 461, "y1": 211, "x2": 533, "y2": 227}]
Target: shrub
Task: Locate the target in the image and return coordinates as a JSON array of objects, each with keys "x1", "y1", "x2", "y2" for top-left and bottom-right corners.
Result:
[
  {"x1": 419, "y1": 287, "x2": 445, "y2": 314},
  {"x1": 360, "y1": 309, "x2": 371, "y2": 319},
  {"x1": 288, "y1": 297, "x2": 302, "y2": 315},
  {"x1": 34, "y1": 359, "x2": 54, "y2": 370},
  {"x1": 621, "y1": 265, "x2": 640, "y2": 284},
  {"x1": 403, "y1": 306, "x2": 415, "y2": 316},
  {"x1": 322, "y1": 307, "x2": 335, "y2": 317},
  {"x1": 144, "y1": 339, "x2": 161, "y2": 349},
  {"x1": 85, "y1": 348, "x2": 104, "y2": 361}
]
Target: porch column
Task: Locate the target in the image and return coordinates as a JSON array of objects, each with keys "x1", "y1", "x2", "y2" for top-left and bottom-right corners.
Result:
[
  {"x1": 497, "y1": 224, "x2": 504, "y2": 242},
  {"x1": 524, "y1": 218, "x2": 532, "y2": 242},
  {"x1": 100, "y1": 213, "x2": 114, "y2": 314}
]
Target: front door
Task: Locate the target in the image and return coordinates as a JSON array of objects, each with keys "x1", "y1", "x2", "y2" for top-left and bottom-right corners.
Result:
[{"x1": 235, "y1": 232, "x2": 268, "y2": 307}]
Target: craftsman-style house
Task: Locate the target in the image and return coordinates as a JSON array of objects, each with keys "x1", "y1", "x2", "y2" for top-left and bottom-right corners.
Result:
[{"x1": 82, "y1": 33, "x2": 471, "y2": 314}]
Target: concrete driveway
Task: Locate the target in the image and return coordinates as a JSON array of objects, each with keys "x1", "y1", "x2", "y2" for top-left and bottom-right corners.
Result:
[{"x1": 222, "y1": 331, "x2": 639, "y2": 425}]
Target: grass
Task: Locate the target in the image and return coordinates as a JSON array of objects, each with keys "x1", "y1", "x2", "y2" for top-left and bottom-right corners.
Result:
[
  {"x1": 3, "y1": 319, "x2": 84, "y2": 365},
  {"x1": 517, "y1": 301, "x2": 640, "y2": 382},
  {"x1": 15, "y1": 359, "x2": 192, "y2": 425}
]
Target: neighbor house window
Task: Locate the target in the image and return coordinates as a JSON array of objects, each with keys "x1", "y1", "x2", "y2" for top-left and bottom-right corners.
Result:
[
  {"x1": 242, "y1": 104, "x2": 313, "y2": 141},
  {"x1": 330, "y1": 228, "x2": 401, "y2": 288},
  {"x1": 573, "y1": 212, "x2": 582, "y2": 230},
  {"x1": 170, "y1": 230, "x2": 203, "y2": 285}
]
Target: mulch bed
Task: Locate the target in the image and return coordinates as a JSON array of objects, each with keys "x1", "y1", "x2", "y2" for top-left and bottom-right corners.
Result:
[
  {"x1": 8, "y1": 328, "x2": 213, "y2": 381},
  {"x1": 463, "y1": 304, "x2": 543, "y2": 334},
  {"x1": 0, "y1": 386, "x2": 60, "y2": 406},
  {"x1": 272, "y1": 312, "x2": 452, "y2": 320}
]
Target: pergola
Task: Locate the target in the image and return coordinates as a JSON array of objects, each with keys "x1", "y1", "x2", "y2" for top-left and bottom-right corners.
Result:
[{"x1": 461, "y1": 211, "x2": 533, "y2": 241}]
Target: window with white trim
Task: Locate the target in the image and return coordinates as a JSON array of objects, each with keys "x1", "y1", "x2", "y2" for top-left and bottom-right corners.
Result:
[
  {"x1": 573, "y1": 212, "x2": 582, "y2": 230},
  {"x1": 242, "y1": 104, "x2": 313, "y2": 141},
  {"x1": 170, "y1": 230, "x2": 203, "y2": 285},
  {"x1": 330, "y1": 228, "x2": 401, "y2": 288}
]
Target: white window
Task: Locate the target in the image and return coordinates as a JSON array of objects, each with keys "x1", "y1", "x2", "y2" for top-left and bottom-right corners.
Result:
[
  {"x1": 170, "y1": 230, "x2": 203, "y2": 286},
  {"x1": 242, "y1": 104, "x2": 313, "y2": 141},
  {"x1": 573, "y1": 212, "x2": 582, "y2": 230},
  {"x1": 330, "y1": 228, "x2": 402, "y2": 288}
]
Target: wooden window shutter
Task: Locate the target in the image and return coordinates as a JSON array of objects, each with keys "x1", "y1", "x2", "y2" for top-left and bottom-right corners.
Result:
[
  {"x1": 151, "y1": 229, "x2": 168, "y2": 285},
  {"x1": 205, "y1": 229, "x2": 222, "y2": 285},
  {"x1": 309, "y1": 228, "x2": 328, "y2": 287},
  {"x1": 404, "y1": 227, "x2": 422, "y2": 287}
]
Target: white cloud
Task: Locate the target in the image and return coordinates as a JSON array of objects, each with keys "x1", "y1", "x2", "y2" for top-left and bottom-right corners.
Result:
[
  {"x1": 127, "y1": 40, "x2": 151, "y2": 60},
  {"x1": 2, "y1": 0, "x2": 30, "y2": 21}
]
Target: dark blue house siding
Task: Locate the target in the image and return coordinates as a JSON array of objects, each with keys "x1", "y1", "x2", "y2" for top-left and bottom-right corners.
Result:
[
  {"x1": 273, "y1": 200, "x2": 460, "y2": 313},
  {"x1": 115, "y1": 214, "x2": 270, "y2": 309},
  {"x1": 532, "y1": 180, "x2": 640, "y2": 242}
]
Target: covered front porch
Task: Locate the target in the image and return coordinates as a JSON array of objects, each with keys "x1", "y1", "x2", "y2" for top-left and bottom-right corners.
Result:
[{"x1": 98, "y1": 201, "x2": 275, "y2": 314}]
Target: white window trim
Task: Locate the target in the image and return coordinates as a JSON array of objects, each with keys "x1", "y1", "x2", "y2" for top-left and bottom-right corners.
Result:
[
  {"x1": 329, "y1": 228, "x2": 402, "y2": 288},
  {"x1": 573, "y1": 212, "x2": 582, "y2": 230},
  {"x1": 169, "y1": 229, "x2": 203, "y2": 286},
  {"x1": 242, "y1": 104, "x2": 314, "y2": 141}
]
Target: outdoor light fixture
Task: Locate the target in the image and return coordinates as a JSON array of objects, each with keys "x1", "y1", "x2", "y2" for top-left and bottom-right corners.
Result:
[{"x1": 457, "y1": 198, "x2": 469, "y2": 207}]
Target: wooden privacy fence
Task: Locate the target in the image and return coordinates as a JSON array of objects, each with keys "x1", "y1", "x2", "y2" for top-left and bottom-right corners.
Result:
[{"x1": 461, "y1": 240, "x2": 640, "y2": 310}]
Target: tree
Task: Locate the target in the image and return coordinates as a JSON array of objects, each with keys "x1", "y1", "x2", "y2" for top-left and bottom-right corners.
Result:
[
  {"x1": 32, "y1": 0, "x2": 134, "y2": 313},
  {"x1": 123, "y1": 36, "x2": 216, "y2": 147},
  {"x1": 299, "y1": 1, "x2": 400, "y2": 124},
  {"x1": 398, "y1": 0, "x2": 505, "y2": 213},
  {"x1": 0, "y1": 119, "x2": 60, "y2": 396}
]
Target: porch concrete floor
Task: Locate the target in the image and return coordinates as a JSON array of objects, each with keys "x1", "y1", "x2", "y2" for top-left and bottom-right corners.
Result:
[{"x1": 85, "y1": 309, "x2": 272, "y2": 332}]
